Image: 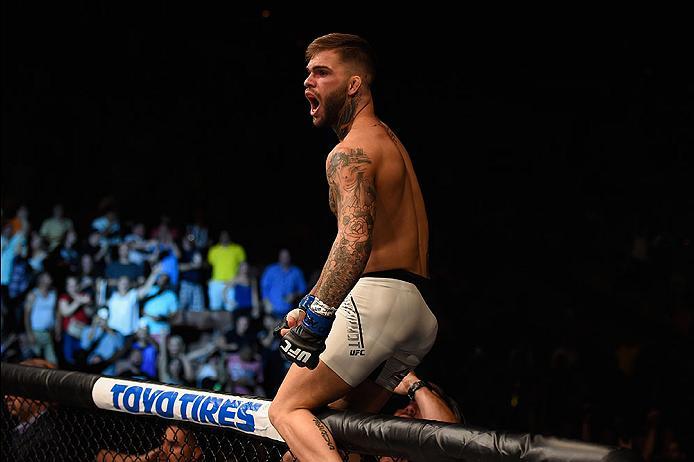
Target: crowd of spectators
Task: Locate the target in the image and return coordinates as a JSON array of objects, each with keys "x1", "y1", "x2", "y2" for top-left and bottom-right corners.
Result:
[
  {"x1": 1, "y1": 201, "x2": 691, "y2": 462},
  {"x1": 1, "y1": 202, "x2": 309, "y2": 398}
]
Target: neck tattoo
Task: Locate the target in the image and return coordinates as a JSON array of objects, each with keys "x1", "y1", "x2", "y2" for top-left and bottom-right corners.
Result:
[{"x1": 333, "y1": 94, "x2": 360, "y2": 141}]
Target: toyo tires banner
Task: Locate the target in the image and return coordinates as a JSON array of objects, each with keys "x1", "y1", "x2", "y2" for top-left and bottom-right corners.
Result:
[{"x1": 92, "y1": 377, "x2": 283, "y2": 442}]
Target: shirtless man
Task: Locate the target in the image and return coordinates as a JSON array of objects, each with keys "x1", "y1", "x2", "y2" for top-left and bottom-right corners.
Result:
[{"x1": 268, "y1": 33, "x2": 438, "y2": 462}]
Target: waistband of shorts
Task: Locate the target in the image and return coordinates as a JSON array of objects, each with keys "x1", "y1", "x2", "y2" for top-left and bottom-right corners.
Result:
[{"x1": 360, "y1": 269, "x2": 433, "y2": 299}]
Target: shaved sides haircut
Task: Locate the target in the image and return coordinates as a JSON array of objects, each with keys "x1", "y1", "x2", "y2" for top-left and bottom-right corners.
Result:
[{"x1": 306, "y1": 33, "x2": 376, "y2": 85}]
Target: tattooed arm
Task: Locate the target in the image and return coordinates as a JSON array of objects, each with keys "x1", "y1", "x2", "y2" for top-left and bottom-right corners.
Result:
[{"x1": 311, "y1": 147, "x2": 376, "y2": 308}]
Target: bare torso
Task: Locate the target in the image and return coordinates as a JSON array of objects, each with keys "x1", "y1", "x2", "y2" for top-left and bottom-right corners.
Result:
[{"x1": 327, "y1": 120, "x2": 429, "y2": 278}]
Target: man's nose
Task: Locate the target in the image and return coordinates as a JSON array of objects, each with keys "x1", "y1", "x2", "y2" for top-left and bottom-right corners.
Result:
[{"x1": 304, "y1": 74, "x2": 315, "y2": 88}]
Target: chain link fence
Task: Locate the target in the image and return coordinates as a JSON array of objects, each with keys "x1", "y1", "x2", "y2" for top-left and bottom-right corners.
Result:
[
  {"x1": 2, "y1": 363, "x2": 642, "y2": 462},
  {"x1": 2, "y1": 395, "x2": 287, "y2": 461}
]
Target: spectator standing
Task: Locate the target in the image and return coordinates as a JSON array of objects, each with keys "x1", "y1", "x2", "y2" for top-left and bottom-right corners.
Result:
[
  {"x1": 58, "y1": 275, "x2": 93, "y2": 365},
  {"x1": 91, "y1": 209, "x2": 121, "y2": 246},
  {"x1": 207, "y1": 230, "x2": 246, "y2": 311},
  {"x1": 105, "y1": 244, "x2": 144, "y2": 289},
  {"x1": 80, "y1": 231, "x2": 108, "y2": 276},
  {"x1": 141, "y1": 273, "x2": 178, "y2": 343},
  {"x1": 178, "y1": 234, "x2": 205, "y2": 314},
  {"x1": 186, "y1": 208, "x2": 209, "y2": 249},
  {"x1": 223, "y1": 261, "x2": 260, "y2": 318},
  {"x1": 123, "y1": 223, "x2": 150, "y2": 266},
  {"x1": 2, "y1": 222, "x2": 26, "y2": 314},
  {"x1": 39, "y1": 204, "x2": 73, "y2": 251},
  {"x1": 107, "y1": 276, "x2": 141, "y2": 338},
  {"x1": 47, "y1": 229, "x2": 79, "y2": 290},
  {"x1": 260, "y1": 248, "x2": 306, "y2": 318},
  {"x1": 6, "y1": 235, "x2": 32, "y2": 334},
  {"x1": 23, "y1": 272, "x2": 58, "y2": 364},
  {"x1": 154, "y1": 229, "x2": 180, "y2": 289},
  {"x1": 77, "y1": 253, "x2": 100, "y2": 299},
  {"x1": 27, "y1": 232, "x2": 48, "y2": 274},
  {"x1": 9, "y1": 205, "x2": 30, "y2": 236},
  {"x1": 58, "y1": 229, "x2": 80, "y2": 269}
]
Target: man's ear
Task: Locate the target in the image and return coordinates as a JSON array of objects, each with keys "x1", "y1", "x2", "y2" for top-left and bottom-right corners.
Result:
[{"x1": 348, "y1": 75, "x2": 362, "y2": 96}]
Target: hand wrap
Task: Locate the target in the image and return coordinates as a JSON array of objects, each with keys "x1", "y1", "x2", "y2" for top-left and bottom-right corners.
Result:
[{"x1": 277, "y1": 294, "x2": 337, "y2": 369}]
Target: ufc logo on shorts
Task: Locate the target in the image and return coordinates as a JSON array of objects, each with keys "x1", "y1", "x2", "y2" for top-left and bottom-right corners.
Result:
[{"x1": 281, "y1": 340, "x2": 312, "y2": 363}]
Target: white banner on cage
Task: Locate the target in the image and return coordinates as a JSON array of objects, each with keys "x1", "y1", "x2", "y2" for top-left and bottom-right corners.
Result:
[{"x1": 92, "y1": 377, "x2": 284, "y2": 442}]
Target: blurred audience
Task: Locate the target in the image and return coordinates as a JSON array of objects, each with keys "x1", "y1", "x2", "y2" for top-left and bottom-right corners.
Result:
[
  {"x1": 260, "y1": 248, "x2": 306, "y2": 318},
  {"x1": 38, "y1": 204, "x2": 73, "y2": 251},
  {"x1": 207, "y1": 230, "x2": 246, "y2": 311},
  {"x1": 0, "y1": 201, "x2": 690, "y2": 462},
  {"x1": 23, "y1": 272, "x2": 58, "y2": 365},
  {"x1": 58, "y1": 275, "x2": 93, "y2": 365}
]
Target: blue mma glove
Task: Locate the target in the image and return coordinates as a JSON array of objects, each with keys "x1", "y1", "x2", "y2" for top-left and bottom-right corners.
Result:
[{"x1": 278, "y1": 294, "x2": 336, "y2": 370}]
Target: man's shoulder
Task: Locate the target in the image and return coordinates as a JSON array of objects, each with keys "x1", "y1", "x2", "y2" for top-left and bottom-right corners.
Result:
[
  {"x1": 331, "y1": 134, "x2": 384, "y2": 156},
  {"x1": 326, "y1": 141, "x2": 383, "y2": 175}
]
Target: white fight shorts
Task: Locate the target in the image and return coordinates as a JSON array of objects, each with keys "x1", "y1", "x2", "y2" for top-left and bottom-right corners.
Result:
[{"x1": 321, "y1": 270, "x2": 438, "y2": 391}]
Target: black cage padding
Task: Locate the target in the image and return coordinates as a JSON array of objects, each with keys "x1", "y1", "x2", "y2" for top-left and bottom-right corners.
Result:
[
  {"x1": 318, "y1": 409, "x2": 642, "y2": 462},
  {"x1": 2, "y1": 363, "x2": 643, "y2": 462},
  {"x1": 2, "y1": 362, "x2": 100, "y2": 409}
]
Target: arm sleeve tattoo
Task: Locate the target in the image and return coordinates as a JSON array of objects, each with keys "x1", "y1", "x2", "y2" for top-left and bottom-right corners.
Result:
[{"x1": 312, "y1": 147, "x2": 376, "y2": 308}]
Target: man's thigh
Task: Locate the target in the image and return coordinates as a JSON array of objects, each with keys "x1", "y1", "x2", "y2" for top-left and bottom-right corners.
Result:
[
  {"x1": 273, "y1": 360, "x2": 354, "y2": 412},
  {"x1": 328, "y1": 379, "x2": 392, "y2": 414}
]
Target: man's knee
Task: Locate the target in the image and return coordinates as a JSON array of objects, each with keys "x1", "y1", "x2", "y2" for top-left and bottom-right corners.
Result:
[
  {"x1": 269, "y1": 399, "x2": 306, "y2": 429},
  {"x1": 268, "y1": 400, "x2": 285, "y2": 428}
]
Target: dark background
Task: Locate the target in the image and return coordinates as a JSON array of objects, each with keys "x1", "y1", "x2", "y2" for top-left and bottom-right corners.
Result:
[{"x1": 2, "y1": 2, "x2": 693, "y2": 445}]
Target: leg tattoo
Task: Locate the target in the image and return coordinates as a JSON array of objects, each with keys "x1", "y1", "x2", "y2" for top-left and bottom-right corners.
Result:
[{"x1": 313, "y1": 417, "x2": 336, "y2": 451}]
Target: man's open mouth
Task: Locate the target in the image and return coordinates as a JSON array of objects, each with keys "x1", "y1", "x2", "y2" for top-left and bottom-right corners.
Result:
[{"x1": 306, "y1": 92, "x2": 320, "y2": 116}]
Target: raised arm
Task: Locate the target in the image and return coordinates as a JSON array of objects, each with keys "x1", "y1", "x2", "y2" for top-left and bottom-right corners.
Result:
[
  {"x1": 136, "y1": 265, "x2": 161, "y2": 300},
  {"x1": 59, "y1": 294, "x2": 90, "y2": 317}
]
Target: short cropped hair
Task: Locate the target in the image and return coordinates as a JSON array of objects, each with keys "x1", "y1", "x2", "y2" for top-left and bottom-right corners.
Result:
[{"x1": 306, "y1": 33, "x2": 376, "y2": 85}]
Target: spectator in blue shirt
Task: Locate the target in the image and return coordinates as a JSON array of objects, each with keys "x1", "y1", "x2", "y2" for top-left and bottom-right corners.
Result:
[
  {"x1": 260, "y1": 249, "x2": 307, "y2": 318},
  {"x1": 80, "y1": 307, "x2": 124, "y2": 376},
  {"x1": 150, "y1": 229, "x2": 180, "y2": 289},
  {"x1": 141, "y1": 273, "x2": 178, "y2": 343}
]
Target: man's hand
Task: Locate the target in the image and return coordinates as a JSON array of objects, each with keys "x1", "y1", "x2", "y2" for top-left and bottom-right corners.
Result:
[
  {"x1": 273, "y1": 308, "x2": 305, "y2": 337},
  {"x1": 393, "y1": 371, "x2": 419, "y2": 396},
  {"x1": 274, "y1": 295, "x2": 336, "y2": 369}
]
